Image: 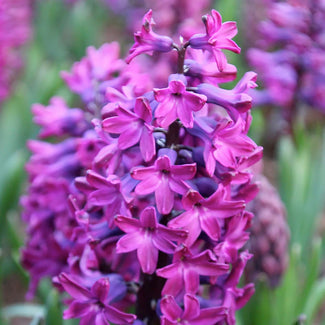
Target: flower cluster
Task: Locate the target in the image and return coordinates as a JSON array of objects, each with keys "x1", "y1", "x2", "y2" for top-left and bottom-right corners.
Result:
[
  {"x1": 247, "y1": 0, "x2": 325, "y2": 118},
  {"x1": 0, "y1": 0, "x2": 32, "y2": 103},
  {"x1": 21, "y1": 9, "x2": 262, "y2": 324},
  {"x1": 246, "y1": 173, "x2": 289, "y2": 288}
]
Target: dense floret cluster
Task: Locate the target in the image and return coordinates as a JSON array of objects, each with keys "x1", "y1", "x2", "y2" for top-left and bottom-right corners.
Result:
[
  {"x1": 246, "y1": 174, "x2": 289, "y2": 288},
  {"x1": 0, "y1": 0, "x2": 31, "y2": 103},
  {"x1": 21, "y1": 9, "x2": 262, "y2": 324},
  {"x1": 247, "y1": 0, "x2": 325, "y2": 120}
]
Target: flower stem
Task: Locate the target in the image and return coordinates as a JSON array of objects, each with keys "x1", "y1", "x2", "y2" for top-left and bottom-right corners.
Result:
[{"x1": 136, "y1": 252, "x2": 168, "y2": 324}]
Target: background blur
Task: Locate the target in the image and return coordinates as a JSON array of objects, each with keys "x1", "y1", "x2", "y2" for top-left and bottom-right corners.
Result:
[{"x1": 1, "y1": 0, "x2": 325, "y2": 324}]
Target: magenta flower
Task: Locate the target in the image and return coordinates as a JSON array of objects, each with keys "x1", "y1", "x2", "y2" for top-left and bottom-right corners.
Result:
[
  {"x1": 59, "y1": 273, "x2": 136, "y2": 324},
  {"x1": 196, "y1": 71, "x2": 257, "y2": 120},
  {"x1": 102, "y1": 97, "x2": 155, "y2": 161},
  {"x1": 115, "y1": 206, "x2": 187, "y2": 274},
  {"x1": 126, "y1": 10, "x2": 174, "y2": 64},
  {"x1": 32, "y1": 97, "x2": 88, "y2": 138},
  {"x1": 21, "y1": 8, "x2": 262, "y2": 324},
  {"x1": 199, "y1": 118, "x2": 257, "y2": 175},
  {"x1": 154, "y1": 74, "x2": 207, "y2": 128},
  {"x1": 168, "y1": 186, "x2": 245, "y2": 245},
  {"x1": 214, "y1": 212, "x2": 253, "y2": 263},
  {"x1": 131, "y1": 152, "x2": 196, "y2": 214},
  {"x1": 160, "y1": 294, "x2": 226, "y2": 325},
  {"x1": 61, "y1": 42, "x2": 125, "y2": 103},
  {"x1": 189, "y1": 9, "x2": 240, "y2": 71},
  {"x1": 84, "y1": 170, "x2": 132, "y2": 226},
  {"x1": 157, "y1": 246, "x2": 228, "y2": 296}
]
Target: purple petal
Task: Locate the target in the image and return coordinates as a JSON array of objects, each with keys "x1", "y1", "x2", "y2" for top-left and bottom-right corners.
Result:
[
  {"x1": 160, "y1": 295, "x2": 182, "y2": 320},
  {"x1": 63, "y1": 301, "x2": 93, "y2": 319},
  {"x1": 131, "y1": 166, "x2": 157, "y2": 180},
  {"x1": 102, "y1": 116, "x2": 131, "y2": 133},
  {"x1": 137, "y1": 240, "x2": 158, "y2": 274},
  {"x1": 115, "y1": 215, "x2": 140, "y2": 232},
  {"x1": 191, "y1": 307, "x2": 226, "y2": 325},
  {"x1": 91, "y1": 278, "x2": 110, "y2": 303},
  {"x1": 182, "y1": 294, "x2": 200, "y2": 320},
  {"x1": 95, "y1": 312, "x2": 110, "y2": 325},
  {"x1": 139, "y1": 126, "x2": 155, "y2": 162},
  {"x1": 116, "y1": 232, "x2": 142, "y2": 253},
  {"x1": 118, "y1": 127, "x2": 142, "y2": 150},
  {"x1": 103, "y1": 305, "x2": 136, "y2": 324},
  {"x1": 139, "y1": 206, "x2": 157, "y2": 228},
  {"x1": 59, "y1": 273, "x2": 92, "y2": 301},
  {"x1": 170, "y1": 163, "x2": 196, "y2": 180},
  {"x1": 155, "y1": 176, "x2": 174, "y2": 214},
  {"x1": 212, "y1": 48, "x2": 228, "y2": 72},
  {"x1": 135, "y1": 175, "x2": 161, "y2": 195},
  {"x1": 134, "y1": 97, "x2": 152, "y2": 123},
  {"x1": 152, "y1": 234, "x2": 176, "y2": 254},
  {"x1": 88, "y1": 189, "x2": 117, "y2": 206},
  {"x1": 184, "y1": 268, "x2": 199, "y2": 294},
  {"x1": 200, "y1": 214, "x2": 221, "y2": 241}
]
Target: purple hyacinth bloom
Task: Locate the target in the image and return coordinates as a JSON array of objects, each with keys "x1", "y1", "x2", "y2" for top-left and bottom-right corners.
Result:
[
  {"x1": 115, "y1": 206, "x2": 187, "y2": 274},
  {"x1": 198, "y1": 117, "x2": 257, "y2": 176},
  {"x1": 21, "y1": 8, "x2": 262, "y2": 324},
  {"x1": 189, "y1": 9, "x2": 240, "y2": 71},
  {"x1": 62, "y1": 42, "x2": 125, "y2": 103},
  {"x1": 214, "y1": 212, "x2": 253, "y2": 263},
  {"x1": 168, "y1": 186, "x2": 245, "y2": 245},
  {"x1": 102, "y1": 97, "x2": 156, "y2": 161},
  {"x1": 196, "y1": 71, "x2": 257, "y2": 120},
  {"x1": 131, "y1": 153, "x2": 196, "y2": 214},
  {"x1": 154, "y1": 74, "x2": 207, "y2": 128},
  {"x1": 32, "y1": 97, "x2": 88, "y2": 138},
  {"x1": 0, "y1": 0, "x2": 31, "y2": 103},
  {"x1": 84, "y1": 170, "x2": 133, "y2": 226},
  {"x1": 160, "y1": 294, "x2": 226, "y2": 325},
  {"x1": 59, "y1": 273, "x2": 136, "y2": 324},
  {"x1": 157, "y1": 246, "x2": 228, "y2": 296},
  {"x1": 126, "y1": 10, "x2": 174, "y2": 64}
]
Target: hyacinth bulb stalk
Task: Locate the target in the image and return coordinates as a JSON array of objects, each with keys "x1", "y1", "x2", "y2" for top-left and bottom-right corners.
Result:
[{"x1": 21, "y1": 8, "x2": 262, "y2": 325}]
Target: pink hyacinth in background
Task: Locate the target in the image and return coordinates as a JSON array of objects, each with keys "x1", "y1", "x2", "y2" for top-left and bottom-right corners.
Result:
[
  {"x1": 21, "y1": 8, "x2": 262, "y2": 325},
  {"x1": 246, "y1": 0, "x2": 325, "y2": 125},
  {"x1": 0, "y1": 0, "x2": 32, "y2": 103}
]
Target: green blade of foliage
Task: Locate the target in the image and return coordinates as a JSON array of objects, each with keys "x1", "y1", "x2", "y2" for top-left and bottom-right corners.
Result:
[
  {"x1": 45, "y1": 289, "x2": 63, "y2": 325},
  {"x1": 303, "y1": 277, "x2": 325, "y2": 325},
  {"x1": 2, "y1": 304, "x2": 45, "y2": 319},
  {"x1": 273, "y1": 244, "x2": 302, "y2": 325},
  {"x1": 299, "y1": 238, "x2": 322, "y2": 311}
]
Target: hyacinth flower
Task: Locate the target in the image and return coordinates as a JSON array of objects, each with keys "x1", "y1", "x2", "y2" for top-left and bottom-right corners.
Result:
[
  {"x1": 115, "y1": 206, "x2": 187, "y2": 274},
  {"x1": 189, "y1": 9, "x2": 241, "y2": 71},
  {"x1": 246, "y1": 0, "x2": 325, "y2": 133},
  {"x1": 154, "y1": 74, "x2": 207, "y2": 128},
  {"x1": 59, "y1": 273, "x2": 136, "y2": 324},
  {"x1": 21, "y1": 8, "x2": 262, "y2": 325},
  {"x1": 126, "y1": 10, "x2": 174, "y2": 64}
]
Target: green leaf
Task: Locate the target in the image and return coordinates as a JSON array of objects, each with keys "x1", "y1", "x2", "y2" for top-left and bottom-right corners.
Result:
[
  {"x1": 303, "y1": 277, "x2": 325, "y2": 325},
  {"x1": 45, "y1": 289, "x2": 63, "y2": 325},
  {"x1": 2, "y1": 304, "x2": 45, "y2": 319},
  {"x1": 299, "y1": 238, "x2": 322, "y2": 311}
]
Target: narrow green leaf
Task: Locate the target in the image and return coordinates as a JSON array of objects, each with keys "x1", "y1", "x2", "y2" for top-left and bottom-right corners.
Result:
[
  {"x1": 2, "y1": 304, "x2": 45, "y2": 319},
  {"x1": 303, "y1": 277, "x2": 325, "y2": 325},
  {"x1": 299, "y1": 238, "x2": 322, "y2": 311},
  {"x1": 45, "y1": 289, "x2": 63, "y2": 325}
]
